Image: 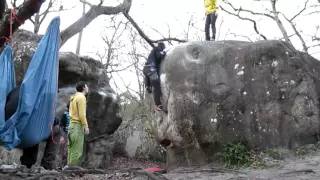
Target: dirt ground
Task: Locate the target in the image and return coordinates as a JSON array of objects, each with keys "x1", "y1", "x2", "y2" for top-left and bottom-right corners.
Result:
[{"x1": 4, "y1": 150, "x2": 320, "y2": 180}]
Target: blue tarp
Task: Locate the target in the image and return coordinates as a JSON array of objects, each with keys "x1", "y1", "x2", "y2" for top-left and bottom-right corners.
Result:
[
  {"x1": 0, "y1": 16, "x2": 60, "y2": 150},
  {"x1": 0, "y1": 45, "x2": 16, "y2": 130}
]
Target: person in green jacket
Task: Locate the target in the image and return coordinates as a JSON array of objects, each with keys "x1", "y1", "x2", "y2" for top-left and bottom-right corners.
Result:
[
  {"x1": 204, "y1": 0, "x2": 220, "y2": 41},
  {"x1": 67, "y1": 81, "x2": 90, "y2": 167}
]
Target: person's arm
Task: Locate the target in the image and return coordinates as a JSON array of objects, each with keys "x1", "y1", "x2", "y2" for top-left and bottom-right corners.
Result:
[
  {"x1": 155, "y1": 48, "x2": 166, "y2": 60},
  {"x1": 215, "y1": 0, "x2": 219, "y2": 10},
  {"x1": 77, "y1": 95, "x2": 88, "y2": 128}
]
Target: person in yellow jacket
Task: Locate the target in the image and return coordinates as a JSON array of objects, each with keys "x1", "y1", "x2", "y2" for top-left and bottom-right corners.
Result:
[
  {"x1": 67, "y1": 81, "x2": 89, "y2": 167},
  {"x1": 204, "y1": 0, "x2": 220, "y2": 41}
]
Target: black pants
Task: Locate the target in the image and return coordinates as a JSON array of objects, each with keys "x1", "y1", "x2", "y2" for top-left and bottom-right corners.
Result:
[
  {"x1": 205, "y1": 12, "x2": 217, "y2": 41},
  {"x1": 143, "y1": 66, "x2": 161, "y2": 106},
  {"x1": 20, "y1": 125, "x2": 60, "y2": 169}
]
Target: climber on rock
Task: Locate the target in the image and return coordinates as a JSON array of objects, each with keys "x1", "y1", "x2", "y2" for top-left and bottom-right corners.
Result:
[
  {"x1": 204, "y1": 0, "x2": 220, "y2": 41},
  {"x1": 143, "y1": 41, "x2": 166, "y2": 111},
  {"x1": 5, "y1": 85, "x2": 67, "y2": 172}
]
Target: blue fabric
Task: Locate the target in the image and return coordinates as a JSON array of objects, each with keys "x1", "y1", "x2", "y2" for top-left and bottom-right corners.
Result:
[
  {"x1": 0, "y1": 16, "x2": 60, "y2": 150},
  {"x1": 64, "y1": 111, "x2": 71, "y2": 133},
  {"x1": 0, "y1": 45, "x2": 16, "y2": 130}
]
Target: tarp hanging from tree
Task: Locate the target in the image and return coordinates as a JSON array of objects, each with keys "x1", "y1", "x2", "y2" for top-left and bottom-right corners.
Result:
[
  {"x1": 0, "y1": 45, "x2": 16, "y2": 130},
  {"x1": 0, "y1": 16, "x2": 60, "y2": 150}
]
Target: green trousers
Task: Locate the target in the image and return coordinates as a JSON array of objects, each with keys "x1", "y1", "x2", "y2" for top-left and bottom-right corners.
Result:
[{"x1": 67, "y1": 123, "x2": 84, "y2": 166}]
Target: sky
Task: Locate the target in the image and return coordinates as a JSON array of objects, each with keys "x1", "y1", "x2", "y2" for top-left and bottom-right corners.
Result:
[{"x1": 6, "y1": 0, "x2": 320, "y2": 94}]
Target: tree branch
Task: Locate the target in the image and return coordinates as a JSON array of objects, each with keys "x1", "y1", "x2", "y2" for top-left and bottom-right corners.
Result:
[
  {"x1": 79, "y1": 0, "x2": 93, "y2": 7},
  {"x1": 222, "y1": 0, "x2": 274, "y2": 19},
  {"x1": 60, "y1": 0, "x2": 132, "y2": 46},
  {"x1": 0, "y1": 0, "x2": 45, "y2": 47},
  {"x1": 270, "y1": 0, "x2": 292, "y2": 45},
  {"x1": 220, "y1": 5, "x2": 267, "y2": 40},
  {"x1": 230, "y1": 33, "x2": 253, "y2": 42},
  {"x1": 11, "y1": 0, "x2": 18, "y2": 8},
  {"x1": 290, "y1": 0, "x2": 310, "y2": 21},
  {"x1": 122, "y1": 12, "x2": 187, "y2": 48},
  {"x1": 281, "y1": 13, "x2": 308, "y2": 52}
]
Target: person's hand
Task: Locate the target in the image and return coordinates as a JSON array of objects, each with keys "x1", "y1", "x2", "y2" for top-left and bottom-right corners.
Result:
[
  {"x1": 59, "y1": 136, "x2": 65, "y2": 144},
  {"x1": 84, "y1": 127, "x2": 90, "y2": 135}
]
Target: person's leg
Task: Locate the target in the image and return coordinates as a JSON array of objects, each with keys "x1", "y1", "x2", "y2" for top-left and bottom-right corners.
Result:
[
  {"x1": 210, "y1": 12, "x2": 218, "y2": 41},
  {"x1": 144, "y1": 75, "x2": 152, "y2": 93},
  {"x1": 67, "y1": 123, "x2": 84, "y2": 166},
  {"x1": 143, "y1": 66, "x2": 152, "y2": 93},
  {"x1": 40, "y1": 126, "x2": 60, "y2": 170},
  {"x1": 204, "y1": 14, "x2": 211, "y2": 41},
  {"x1": 149, "y1": 72, "x2": 162, "y2": 109},
  {"x1": 20, "y1": 144, "x2": 39, "y2": 168},
  {"x1": 62, "y1": 135, "x2": 68, "y2": 167}
]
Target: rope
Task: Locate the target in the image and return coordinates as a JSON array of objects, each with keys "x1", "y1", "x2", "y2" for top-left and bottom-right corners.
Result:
[
  {"x1": 1, "y1": 7, "x2": 62, "y2": 146},
  {"x1": 0, "y1": 9, "x2": 24, "y2": 45},
  {"x1": 49, "y1": 0, "x2": 62, "y2": 145}
]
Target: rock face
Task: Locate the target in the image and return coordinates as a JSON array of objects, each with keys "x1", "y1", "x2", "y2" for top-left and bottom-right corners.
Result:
[
  {"x1": 0, "y1": 29, "x2": 122, "y2": 168},
  {"x1": 114, "y1": 95, "x2": 165, "y2": 162},
  {"x1": 153, "y1": 40, "x2": 320, "y2": 169},
  {"x1": 114, "y1": 107, "x2": 166, "y2": 162}
]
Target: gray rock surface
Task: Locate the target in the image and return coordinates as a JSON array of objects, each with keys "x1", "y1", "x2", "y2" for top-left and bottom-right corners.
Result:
[
  {"x1": 114, "y1": 116, "x2": 166, "y2": 162},
  {"x1": 152, "y1": 40, "x2": 320, "y2": 169},
  {"x1": 114, "y1": 95, "x2": 165, "y2": 162}
]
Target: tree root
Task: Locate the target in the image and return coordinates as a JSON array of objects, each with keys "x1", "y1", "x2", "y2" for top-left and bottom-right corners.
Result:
[
  {"x1": 1, "y1": 167, "x2": 169, "y2": 180},
  {"x1": 284, "y1": 169, "x2": 316, "y2": 174},
  {"x1": 171, "y1": 167, "x2": 245, "y2": 174}
]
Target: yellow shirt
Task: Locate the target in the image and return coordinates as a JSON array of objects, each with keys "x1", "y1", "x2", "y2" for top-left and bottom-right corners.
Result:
[
  {"x1": 69, "y1": 92, "x2": 88, "y2": 127},
  {"x1": 204, "y1": 0, "x2": 219, "y2": 15}
]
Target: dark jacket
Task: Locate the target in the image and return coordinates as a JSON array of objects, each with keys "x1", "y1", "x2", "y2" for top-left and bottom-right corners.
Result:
[
  {"x1": 5, "y1": 85, "x2": 20, "y2": 121},
  {"x1": 145, "y1": 46, "x2": 166, "y2": 73}
]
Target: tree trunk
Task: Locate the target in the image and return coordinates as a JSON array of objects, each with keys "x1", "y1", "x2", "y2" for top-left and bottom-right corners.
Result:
[
  {"x1": 0, "y1": 0, "x2": 131, "y2": 48},
  {"x1": 270, "y1": 0, "x2": 293, "y2": 45},
  {"x1": 60, "y1": 0, "x2": 132, "y2": 47},
  {"x1": 75, "y1": 3, "x2": 86, "y2": 55},
  {"x1": 33, "y1": 12, "x2": 41, "y2": 34},
  {"x1": 0, "y1": 0, "x2": 45, "y2": 47}
]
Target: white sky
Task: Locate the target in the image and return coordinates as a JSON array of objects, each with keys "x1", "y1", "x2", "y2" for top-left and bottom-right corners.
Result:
[{"x1": 7, "y1": 0, "x2": 320, "y2": 95}]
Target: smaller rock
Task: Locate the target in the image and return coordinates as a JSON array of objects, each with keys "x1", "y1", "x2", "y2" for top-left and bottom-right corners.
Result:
[{"x1": 306, "y1": 160, "x2": 319, "y2": 166}]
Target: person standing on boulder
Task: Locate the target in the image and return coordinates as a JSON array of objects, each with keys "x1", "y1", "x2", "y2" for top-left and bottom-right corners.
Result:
[
  {"x1": 143, "y1": 41, "x2": 166, "y2": 111},
  {"x1": 67, "y1": 82, "x2": 89, "y2": 167},
  {"x1": 204, "y1": 0, "x2": 220, "y2": 41}
]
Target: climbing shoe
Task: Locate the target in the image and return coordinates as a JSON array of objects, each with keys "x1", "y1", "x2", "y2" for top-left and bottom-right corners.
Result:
[{"x1": 155, "y1": 105, "x2": 163, "y2": 111}]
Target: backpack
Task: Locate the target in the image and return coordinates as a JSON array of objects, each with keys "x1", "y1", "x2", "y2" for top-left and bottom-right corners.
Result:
[{"x1": 61, "y1": 111, "x2": 71, "y2": 133}]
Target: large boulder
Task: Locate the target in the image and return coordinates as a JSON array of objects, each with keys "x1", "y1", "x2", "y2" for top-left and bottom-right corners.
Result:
[
  {"x1": 152, "y1": 40, "x2": 320, "y2": 169},
  {"x1": 0, "y1": 29, "x2": 122, "y2": 169},
  {"x1": 114, "y1": 99, "x2": 166, "y2": 162}
]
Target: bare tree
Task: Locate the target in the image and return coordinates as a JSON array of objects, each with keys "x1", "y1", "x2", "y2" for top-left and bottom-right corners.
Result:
[
  {"x1": 28, "y1": 0, "x2": 57, "y2": 34},
  {"x1": 0, "y1": 0, "x2": 130, "y2": 47},
  {"x1": 122, "y1": 12, "x2": 187, "y2": 48},
  {"x1": 221, "y1": 0, "x2": 320, "y2": 53},
  {"x1": 0, "y1": 0, "x2": 188, "y2": 50},
  {"x1": 98, "y1": 15, "x2": 134, "y2": 77}
]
